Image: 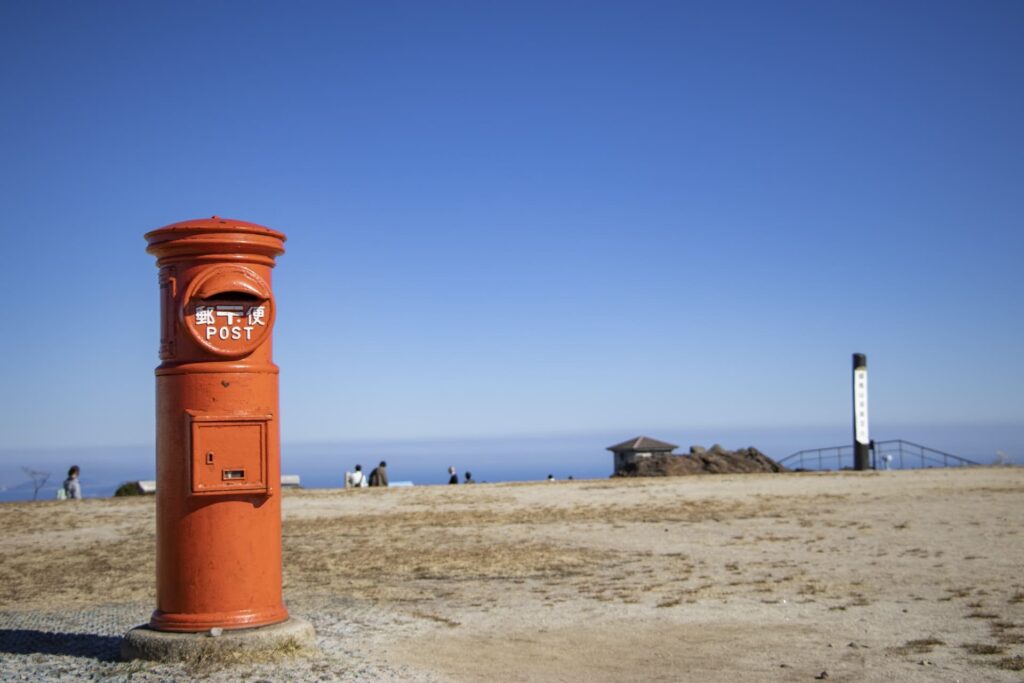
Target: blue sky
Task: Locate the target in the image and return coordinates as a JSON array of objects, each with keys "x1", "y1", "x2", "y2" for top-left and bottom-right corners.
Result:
[{"x1": 1, "y1": 1, "x2": 1022, "y2": 452}]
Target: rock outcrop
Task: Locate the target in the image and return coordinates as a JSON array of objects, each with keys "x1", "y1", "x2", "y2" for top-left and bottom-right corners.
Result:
[{"x1": 614, "y1": 444, "x2": 787, "y2": 477}]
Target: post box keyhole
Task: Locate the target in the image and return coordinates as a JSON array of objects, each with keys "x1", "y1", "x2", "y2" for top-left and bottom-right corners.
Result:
[{"x1": 206, "y1": 451, "x2": 214, "y2": 465}]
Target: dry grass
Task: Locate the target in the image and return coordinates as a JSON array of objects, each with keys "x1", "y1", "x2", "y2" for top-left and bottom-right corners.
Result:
[
  {"x1": 1, "y1": 468, "x2": 1023, "y2": 682},
  {"x1": 320, "y1": 498, "x2": 766, "y2": 528},
  {"x1": 889, "y1": 638, "x2": 945, "y2": 655},
  {"x1": 408, "y1": 610, "x2": 460, "y2": 628},
  {"x1": 0, "y1": 499, "x2": 154, "y2": 609},
  {"x1": 990, "y1": 621, "x2": 1024, "y2": 646},
  {"x1": 994, "y1": 655, "x2": 1024, "y2": 671},
  {"x1": 278, "y1": 494, "x2": 785, "y2": 606},
  {"x1": 285, "y1": 532, "x2": 615, "y2": 590},
  {"x1": 962, "y1": 643, "x2": 1006, "y2": 655},
  {"x1": 182, "y1": 637, "x2": 313, "y2": 674}
]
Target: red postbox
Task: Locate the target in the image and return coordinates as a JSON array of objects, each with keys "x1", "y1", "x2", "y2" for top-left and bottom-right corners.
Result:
[{"x1": 145, "y1": 217, "x2": 288, "y2": 632}]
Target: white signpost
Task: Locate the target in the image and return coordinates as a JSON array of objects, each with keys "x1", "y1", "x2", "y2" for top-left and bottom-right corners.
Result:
[
  {"x1": 854, "y1": 366, "x2": 869, "y2": 445},
  {"x1": 852, "y1": 354, "x2": 870, "y2": 470}
]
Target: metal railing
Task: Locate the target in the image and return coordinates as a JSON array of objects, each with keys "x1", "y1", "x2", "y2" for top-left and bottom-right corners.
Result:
[{"x1": 778, "y1": 439, "x2": 980, "y2": 471}]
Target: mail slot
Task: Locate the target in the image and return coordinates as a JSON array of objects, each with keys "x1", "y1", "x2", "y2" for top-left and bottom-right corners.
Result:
[
  {"x1": 145, "y1": 217, "x2": 288, "y2": 633},
  {"x1": 189, "y1": 414, "x2": 269, "y2": 495},
  {"x1": 181, "y1": 265, "x2": 275, "y2": 358}
]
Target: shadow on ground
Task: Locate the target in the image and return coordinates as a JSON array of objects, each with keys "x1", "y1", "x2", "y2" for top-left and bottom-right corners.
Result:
[{"x1": 0, "y1": 629, "x2": 121, "y2": 660}]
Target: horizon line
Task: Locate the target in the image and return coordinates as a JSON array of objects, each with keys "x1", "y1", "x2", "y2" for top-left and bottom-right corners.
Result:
[{"x1": 2, "y1": 419, "x2": 1023, "y2": 454}]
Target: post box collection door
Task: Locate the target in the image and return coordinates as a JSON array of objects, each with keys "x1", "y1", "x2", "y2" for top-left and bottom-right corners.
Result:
[{"x1": 145, "y1": 217, "x2": 289, "y2": 632}]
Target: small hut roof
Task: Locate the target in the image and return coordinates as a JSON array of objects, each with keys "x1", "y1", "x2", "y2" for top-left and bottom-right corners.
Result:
[{"x1": 606, "y1": 436, "x2": 679, "y2": 453}]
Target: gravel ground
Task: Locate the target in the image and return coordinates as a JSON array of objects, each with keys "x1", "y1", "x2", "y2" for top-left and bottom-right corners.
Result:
[{"x1": 0, "y1": 598, "x2": 440, "y2": 681}]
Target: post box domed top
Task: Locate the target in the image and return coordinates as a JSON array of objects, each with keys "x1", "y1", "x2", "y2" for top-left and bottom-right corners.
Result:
[{"x1": 146, "y1": 216, "x2": 286, "y2": 266}]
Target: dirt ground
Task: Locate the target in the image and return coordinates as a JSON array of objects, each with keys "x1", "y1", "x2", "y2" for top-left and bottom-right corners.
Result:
[{"x1": 2, "y1": 467, "x2": 1023, "y2": 681}]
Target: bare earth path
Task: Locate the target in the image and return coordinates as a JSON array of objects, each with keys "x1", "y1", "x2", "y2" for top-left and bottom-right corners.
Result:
[{"x1": 1, "y1": 467, "x2": 1022, "y2": 681}]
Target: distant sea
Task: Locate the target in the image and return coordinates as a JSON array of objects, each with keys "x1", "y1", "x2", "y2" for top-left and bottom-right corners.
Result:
[{"x1": 1, "y1": 423, "x2": 1020, "y2": 503}]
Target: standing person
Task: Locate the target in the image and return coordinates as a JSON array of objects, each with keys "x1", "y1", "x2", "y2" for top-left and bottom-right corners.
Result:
[
  {"x1": 447, "y1": 466, "x2": 458, "y2": 485},
  {"x1": 63, "y1": 466, "x2": 82, "y2": 500},
  {"x1": 464, "y1": 471, "x2": 474, "y2": 484},
  {"x1": 346, "y1": 464, "x2": 366, "y2": 488},
  {"x1": 368, "y1": 461, "x2": 389, "y2": 487}
]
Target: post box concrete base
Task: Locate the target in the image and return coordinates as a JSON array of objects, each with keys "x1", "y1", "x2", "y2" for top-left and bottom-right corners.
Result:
[{"x1": 120, "y1": 616, "x2": 316, "y2": 663}]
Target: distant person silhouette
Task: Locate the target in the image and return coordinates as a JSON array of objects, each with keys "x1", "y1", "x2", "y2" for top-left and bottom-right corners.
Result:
[
  {"x1": 464, "y1": 471, "x2": 474, "y2": 484},
  {"x1": 547, "y1": 474, "x2": 555, "y2": 481},
  {"x1": 63, "y1": 465, "x2": 82, "y2": 500},
  {"x1": 448, "y1": 466, "x2": 458, "y2": 485},
  {"x1": 346, "y1": 464, "x2": 367, "y2": 488},
  {"x1": 368, "y1": 461, "x2": 389, "y2": 487}
]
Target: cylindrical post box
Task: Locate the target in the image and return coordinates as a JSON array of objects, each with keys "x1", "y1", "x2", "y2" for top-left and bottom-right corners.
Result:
[{"x1": 145, "y1": 217, "x2": 288, "y2": 632}]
